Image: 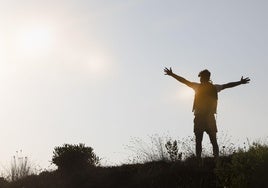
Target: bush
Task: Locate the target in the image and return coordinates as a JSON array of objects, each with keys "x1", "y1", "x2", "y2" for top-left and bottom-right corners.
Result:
[
  {"x1": 216, "y1": 142, "x2": 268, "y2": 188},
  {"x1": 52, "y1": 143, "x2": 100, "y2": 172},
  {"x1": 165, "y1": 140, "x2": 182, "y2": 161}
]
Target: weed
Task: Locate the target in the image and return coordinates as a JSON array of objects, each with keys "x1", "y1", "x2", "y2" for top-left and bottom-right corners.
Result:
[{"x1": 5, "y1": 150, "x2": 34, "y2": 182}]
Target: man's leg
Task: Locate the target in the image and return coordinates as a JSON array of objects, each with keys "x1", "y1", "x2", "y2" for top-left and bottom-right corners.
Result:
[
  {"x1": 208, "y1": 131, "x2": 219, "y2": 158},
  {"x1": 195, "y1": 131, "x2": 204, "y2": 159}
]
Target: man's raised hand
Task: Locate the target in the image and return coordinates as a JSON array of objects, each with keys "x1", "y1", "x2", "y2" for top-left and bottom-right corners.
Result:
[
  {"x1": 164, "y1": 67, "x2": 173, "y2": 76},
  {"x1": 240, "y1": 76, "x2": 250, "y2": 84}
]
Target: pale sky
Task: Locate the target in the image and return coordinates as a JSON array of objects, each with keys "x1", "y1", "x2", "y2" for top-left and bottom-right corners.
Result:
[{"x1": 0, "y1": 0, "x2": 267, "y2": 168}]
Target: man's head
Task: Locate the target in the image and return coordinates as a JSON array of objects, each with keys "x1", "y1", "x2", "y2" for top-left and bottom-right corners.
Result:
[{"x1": 198, "y1": 69, "x2": 211, "y2": 83}]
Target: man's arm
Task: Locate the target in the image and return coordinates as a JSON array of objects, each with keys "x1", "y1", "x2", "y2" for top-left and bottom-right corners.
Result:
[
  {"x1": 164, "y1": 67, "x2": 195, "y2": 88},
  {"x1": 221, "y1": 76, "x2": 250, "y2": 90}
]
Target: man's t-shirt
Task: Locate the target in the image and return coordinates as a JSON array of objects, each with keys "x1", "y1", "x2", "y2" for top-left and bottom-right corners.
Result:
[{"x1": 188, "y1": 82, "x2": 223, "y2": 115}]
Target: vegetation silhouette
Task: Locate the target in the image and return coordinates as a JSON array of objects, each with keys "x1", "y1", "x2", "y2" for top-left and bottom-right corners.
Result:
[
  {"x1": 52, "y1": 143, "x2": 100, "y2": 172},
  {"x1": 164, "y1": 68, "x2": 250, "y2": 159},
  {"x1": 0, "y1": 141, "x2": 267, "y2": 188}
]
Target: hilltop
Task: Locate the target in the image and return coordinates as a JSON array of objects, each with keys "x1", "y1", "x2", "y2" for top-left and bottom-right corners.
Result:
[{"x1": 0, "y1": 142, "x2": 267, "y2": 188}]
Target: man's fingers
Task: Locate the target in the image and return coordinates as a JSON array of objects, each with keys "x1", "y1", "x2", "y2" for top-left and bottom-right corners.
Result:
[
  {"x1": 164, "y1": 67, "x2": 169, "y2": 75},
  {"x1": 164, "y1": 67, "x2": 173, "y2": 75},
  {"x1": 241, "y1": 76, "x2": 250, "y2": 84}
]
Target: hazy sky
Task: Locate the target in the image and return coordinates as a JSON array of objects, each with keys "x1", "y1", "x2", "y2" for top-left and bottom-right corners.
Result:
[{"x1": 0, "y1": 0, "x2": 267, "y2": 168}]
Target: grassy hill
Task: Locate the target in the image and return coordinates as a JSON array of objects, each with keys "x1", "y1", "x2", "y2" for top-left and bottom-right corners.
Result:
[
  {"x1": 0, "y1": 157, "x2": 218, "y2": 188},
  {"x1": 0, "y1": 142, "x2": 267, "y2": 188}
]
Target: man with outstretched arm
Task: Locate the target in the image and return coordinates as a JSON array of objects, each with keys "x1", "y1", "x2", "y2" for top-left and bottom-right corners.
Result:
[{"x1": 164, "y1": 67, "x2": 250, "y2": 159}]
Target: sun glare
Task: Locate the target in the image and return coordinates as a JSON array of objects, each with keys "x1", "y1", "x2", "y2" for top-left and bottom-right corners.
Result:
[
  {"x1": 176, "y1": 87, "x2": 194, "y2": 101},
  {"x1": 16, "y1": 26, "x2": 53, "y2": 57}
]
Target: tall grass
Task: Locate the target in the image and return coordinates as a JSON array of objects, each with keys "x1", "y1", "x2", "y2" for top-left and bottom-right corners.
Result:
[
  {"x1": 5, "y1": 151, "x2": 34, "y2": 182},
  {"x1": 126, "y1": 134, "x2": 169, "y2": 163},
  {"x1": 126, "y1": 132, "x2": 239, "y2": 163}
]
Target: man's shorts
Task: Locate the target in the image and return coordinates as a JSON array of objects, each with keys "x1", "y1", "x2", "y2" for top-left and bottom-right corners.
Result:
[{"x1": 194, "y1": 113, "x2": 217, "y2": 133}]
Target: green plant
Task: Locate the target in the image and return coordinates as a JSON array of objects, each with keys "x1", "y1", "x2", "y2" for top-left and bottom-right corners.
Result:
[{"x1": 52, "y1": 143, "x2": 100, "y2": 171}]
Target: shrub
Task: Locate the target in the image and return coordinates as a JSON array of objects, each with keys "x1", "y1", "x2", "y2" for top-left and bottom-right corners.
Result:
[
  {"x1": 216, "y1": 142, "x2": 268, "y2": 188},
  {"x1": 165, "y1": 140, "x2": 182, "y2": 161},
  {"x1": 52, "y1": 143, "x2": 100, "y2": 171}
]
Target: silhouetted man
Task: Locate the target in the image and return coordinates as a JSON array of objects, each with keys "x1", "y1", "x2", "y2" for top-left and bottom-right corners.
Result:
[{"x1": 164, "y1": 68, "x2": 250, "y2": 159}]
